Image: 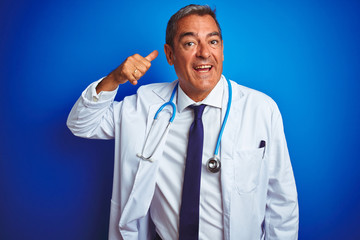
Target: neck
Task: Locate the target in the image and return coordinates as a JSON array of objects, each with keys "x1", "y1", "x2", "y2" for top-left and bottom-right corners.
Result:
[
  {"x1": 179, "y1": 80, "x2": 221, "y2": 102},
  {"x1": 187, "y1": 91, "x2": 211, "y2": 102}
]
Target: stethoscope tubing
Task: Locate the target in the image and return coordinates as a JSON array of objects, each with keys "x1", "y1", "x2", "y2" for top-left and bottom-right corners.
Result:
[
  {"x1": 137, "y1": 78, "x2": 232, "y2": 173},
  {"x1": 154, "y1": 82, "x2": 178, "y2": 122},
  {"x1": 213, "y1": 79, "x2": 232, "y2": 157}
]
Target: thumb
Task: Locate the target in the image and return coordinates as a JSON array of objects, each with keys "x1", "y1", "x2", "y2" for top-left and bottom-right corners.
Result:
[{"x1": 145, "y1": 50, "x2": 159, "y2": 62}]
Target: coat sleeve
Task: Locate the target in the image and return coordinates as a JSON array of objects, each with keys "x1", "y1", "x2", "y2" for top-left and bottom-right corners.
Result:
[
  {"x1": 265, "y1": 106, "x2": 299, "y2": 239},
  {"x1": 67, "y1": 79, "x2": 121, "y2": 139}
]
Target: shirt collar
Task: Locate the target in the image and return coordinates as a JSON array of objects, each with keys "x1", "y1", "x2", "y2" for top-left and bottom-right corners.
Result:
[{"x1": 176, "y1": 75, "x2": 224, "y2": 112}]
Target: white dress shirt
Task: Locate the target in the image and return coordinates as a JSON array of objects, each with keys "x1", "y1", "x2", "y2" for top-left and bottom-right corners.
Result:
[{"x1": 150, "y1": 78, "x2": 225, "y2": 240}]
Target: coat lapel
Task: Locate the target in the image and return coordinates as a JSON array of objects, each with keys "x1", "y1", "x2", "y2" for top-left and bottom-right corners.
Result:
[
  {"x1": 119, "y1": 81, "x2": 178, "y2": 238},
  {"x1": 220, "y1": 78, "x2": 244, "y2": 240}
]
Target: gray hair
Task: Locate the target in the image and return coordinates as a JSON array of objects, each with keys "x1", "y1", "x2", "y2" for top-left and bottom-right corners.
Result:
[{"x1": 165, "y1": 4, "x2": 222, "y2": 48}]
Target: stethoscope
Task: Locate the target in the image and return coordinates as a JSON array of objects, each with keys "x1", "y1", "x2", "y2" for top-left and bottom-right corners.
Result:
[{"x1": 137, "y1": 78, "x2": 232, "y2": 173}]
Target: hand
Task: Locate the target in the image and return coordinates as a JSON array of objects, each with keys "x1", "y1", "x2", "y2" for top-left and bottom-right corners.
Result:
[
  {"x1": 96, "y1": 50, "x2": 159, "y2": 93},
  {"x1": 113, "y1": 50, "x2": 159, "y2": 85}
]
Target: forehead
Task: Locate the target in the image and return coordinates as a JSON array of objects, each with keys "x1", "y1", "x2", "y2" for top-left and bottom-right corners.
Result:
[{"x1": 175, "y1": 14, "x2": 220, "y2": 37}]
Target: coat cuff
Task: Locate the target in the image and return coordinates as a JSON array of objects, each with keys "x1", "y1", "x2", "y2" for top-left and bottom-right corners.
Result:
[{"x1": 81, "y1": 77, "x2": 118, "y2": 108}]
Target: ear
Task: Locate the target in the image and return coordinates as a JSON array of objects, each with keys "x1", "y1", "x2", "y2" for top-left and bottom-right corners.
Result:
[{"x1": 164, "y1": 44, "x2": 174, "y2": 65}]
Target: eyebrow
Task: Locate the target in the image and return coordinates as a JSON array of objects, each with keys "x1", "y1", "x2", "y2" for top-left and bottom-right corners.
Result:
[{"x1": 179, "y1": 31, "x2": 221, "y2": 41}]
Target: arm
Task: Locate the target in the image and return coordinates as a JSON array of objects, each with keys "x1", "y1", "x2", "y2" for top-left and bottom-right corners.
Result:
[
  {"x1": 265, "y1": 109, "x2": 299, "y2": 239},
  {"x1": 66, "y1": 50, "x2": 159, "y2": 139},
  {"x1": 66, "y1": 80, "x2": 118, "y2": 139}
]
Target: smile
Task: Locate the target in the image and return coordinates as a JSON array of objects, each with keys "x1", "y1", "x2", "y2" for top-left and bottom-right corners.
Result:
[{"x1": 194, "y1": 65, "x2": 213, "y2": 72}]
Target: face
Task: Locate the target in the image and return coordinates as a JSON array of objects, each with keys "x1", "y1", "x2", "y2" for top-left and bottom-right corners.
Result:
[{"x1": 164, "y1": 14, "x2": 224, "y2": 102}]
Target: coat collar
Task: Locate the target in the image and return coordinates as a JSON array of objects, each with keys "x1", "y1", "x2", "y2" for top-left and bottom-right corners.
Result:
[
  {"x1": 150, "y1": 75, "x2": 243, "y2": 109},
  {"x1": 151, "y1": 80, "x2": 178, "y2": 102}
]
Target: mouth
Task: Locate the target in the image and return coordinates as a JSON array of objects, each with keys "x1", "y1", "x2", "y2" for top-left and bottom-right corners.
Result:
[{"x1": 194, "y1": 64, "x2": 213, "y2": 73}]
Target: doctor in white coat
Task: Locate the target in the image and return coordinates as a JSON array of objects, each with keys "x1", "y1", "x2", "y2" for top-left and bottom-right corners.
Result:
[{"x1": 67, "y1": 4, "x2": 298, "y2": 240}]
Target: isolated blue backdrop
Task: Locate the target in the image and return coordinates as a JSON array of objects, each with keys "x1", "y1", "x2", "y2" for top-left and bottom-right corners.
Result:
[{"x1": 1, "y1": 0, "x2": 359, "y2": 239}]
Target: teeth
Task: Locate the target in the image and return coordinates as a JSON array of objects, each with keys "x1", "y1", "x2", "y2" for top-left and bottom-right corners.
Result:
[{"x1": 195, "y1": 65, "x2": 211, "y2": 69}]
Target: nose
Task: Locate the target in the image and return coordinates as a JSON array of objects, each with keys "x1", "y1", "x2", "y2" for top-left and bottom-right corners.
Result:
[{"x1": 196, "y1": 42, "x2": 210, "y2": 59}]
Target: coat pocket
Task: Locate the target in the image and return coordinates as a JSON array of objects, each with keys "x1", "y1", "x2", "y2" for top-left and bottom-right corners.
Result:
[{"x1": 234, "y1": 148, "x2": 265, "y2": 194}]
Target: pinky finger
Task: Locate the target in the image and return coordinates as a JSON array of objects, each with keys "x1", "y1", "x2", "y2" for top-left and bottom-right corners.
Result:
[{"x1": 128, "y1": 75, "x2": 138, "y2": 85}]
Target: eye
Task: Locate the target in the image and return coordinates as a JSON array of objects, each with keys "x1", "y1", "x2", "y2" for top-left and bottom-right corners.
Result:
[
  {"x1": 210, "y1": 40, "x2": 219, "y2": 45},
  {"x1": 185, "y1": 42, "x2": 195, "y2": 47}
]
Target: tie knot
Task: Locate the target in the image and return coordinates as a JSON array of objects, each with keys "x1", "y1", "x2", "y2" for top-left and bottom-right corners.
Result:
[{"x1": 190, "y1": 104, "x2": 206, "y2": 120}]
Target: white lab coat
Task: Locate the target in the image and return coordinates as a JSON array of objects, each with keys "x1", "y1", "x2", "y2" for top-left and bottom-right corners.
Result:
[{"x1": 67, "y1": 76, "x2": 299, "y2": 240}]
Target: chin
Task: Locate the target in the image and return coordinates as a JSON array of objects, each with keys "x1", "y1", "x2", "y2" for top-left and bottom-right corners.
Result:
[
  {"x1": 192, "y1": 81, "x2": 216, "y2": 94},
  {"x1": 196, "y1": 76, "x2": 219, "y2": 88}
]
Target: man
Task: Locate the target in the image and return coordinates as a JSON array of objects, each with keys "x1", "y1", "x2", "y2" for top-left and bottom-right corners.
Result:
[{"x1": 67, "y1": 4, "x2": 299, "y2": 240}]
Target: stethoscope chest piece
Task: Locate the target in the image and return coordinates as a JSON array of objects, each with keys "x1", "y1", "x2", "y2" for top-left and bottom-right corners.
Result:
[{"x1": 207, "y1": 156, "x2": 221, "y2": 173}]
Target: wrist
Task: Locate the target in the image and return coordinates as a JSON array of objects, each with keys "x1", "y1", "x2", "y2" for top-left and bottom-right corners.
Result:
[{"x1": 96, "y1": 73, "x2": 120, "y2": 94}]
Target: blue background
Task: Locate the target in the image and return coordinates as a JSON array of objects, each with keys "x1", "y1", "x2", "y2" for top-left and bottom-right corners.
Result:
[{"x1": 1, "y1": 0, "x2": 359, "y2": 239}]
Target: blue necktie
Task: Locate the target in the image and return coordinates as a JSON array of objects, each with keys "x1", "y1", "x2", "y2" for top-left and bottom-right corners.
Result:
[{"x1": 179, "y1": 104, "x2": 206, "y2": 240}]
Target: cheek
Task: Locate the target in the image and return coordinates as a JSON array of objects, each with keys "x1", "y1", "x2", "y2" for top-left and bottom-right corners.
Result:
[
  {"x1": 217, "y1": 49, "x2": 224, "y2": 62},
  {"x1": 175, "y1": 50, "x2": 194, "y2": 63},
  {"x1": 175, "y1": 57, "x2": 192, "y2": 72}
]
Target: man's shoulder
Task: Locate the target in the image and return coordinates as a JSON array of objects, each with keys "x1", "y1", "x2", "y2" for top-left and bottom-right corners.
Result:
[
  {"x1": 230, "y1": 80, "x2": 279, "y2": 111},
  {"x1": 137, "y1": 81, "x2": 172, "y2": 93},
  {"x1": 231, "y1": 80, "x2": 275, "y2": 102}
]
